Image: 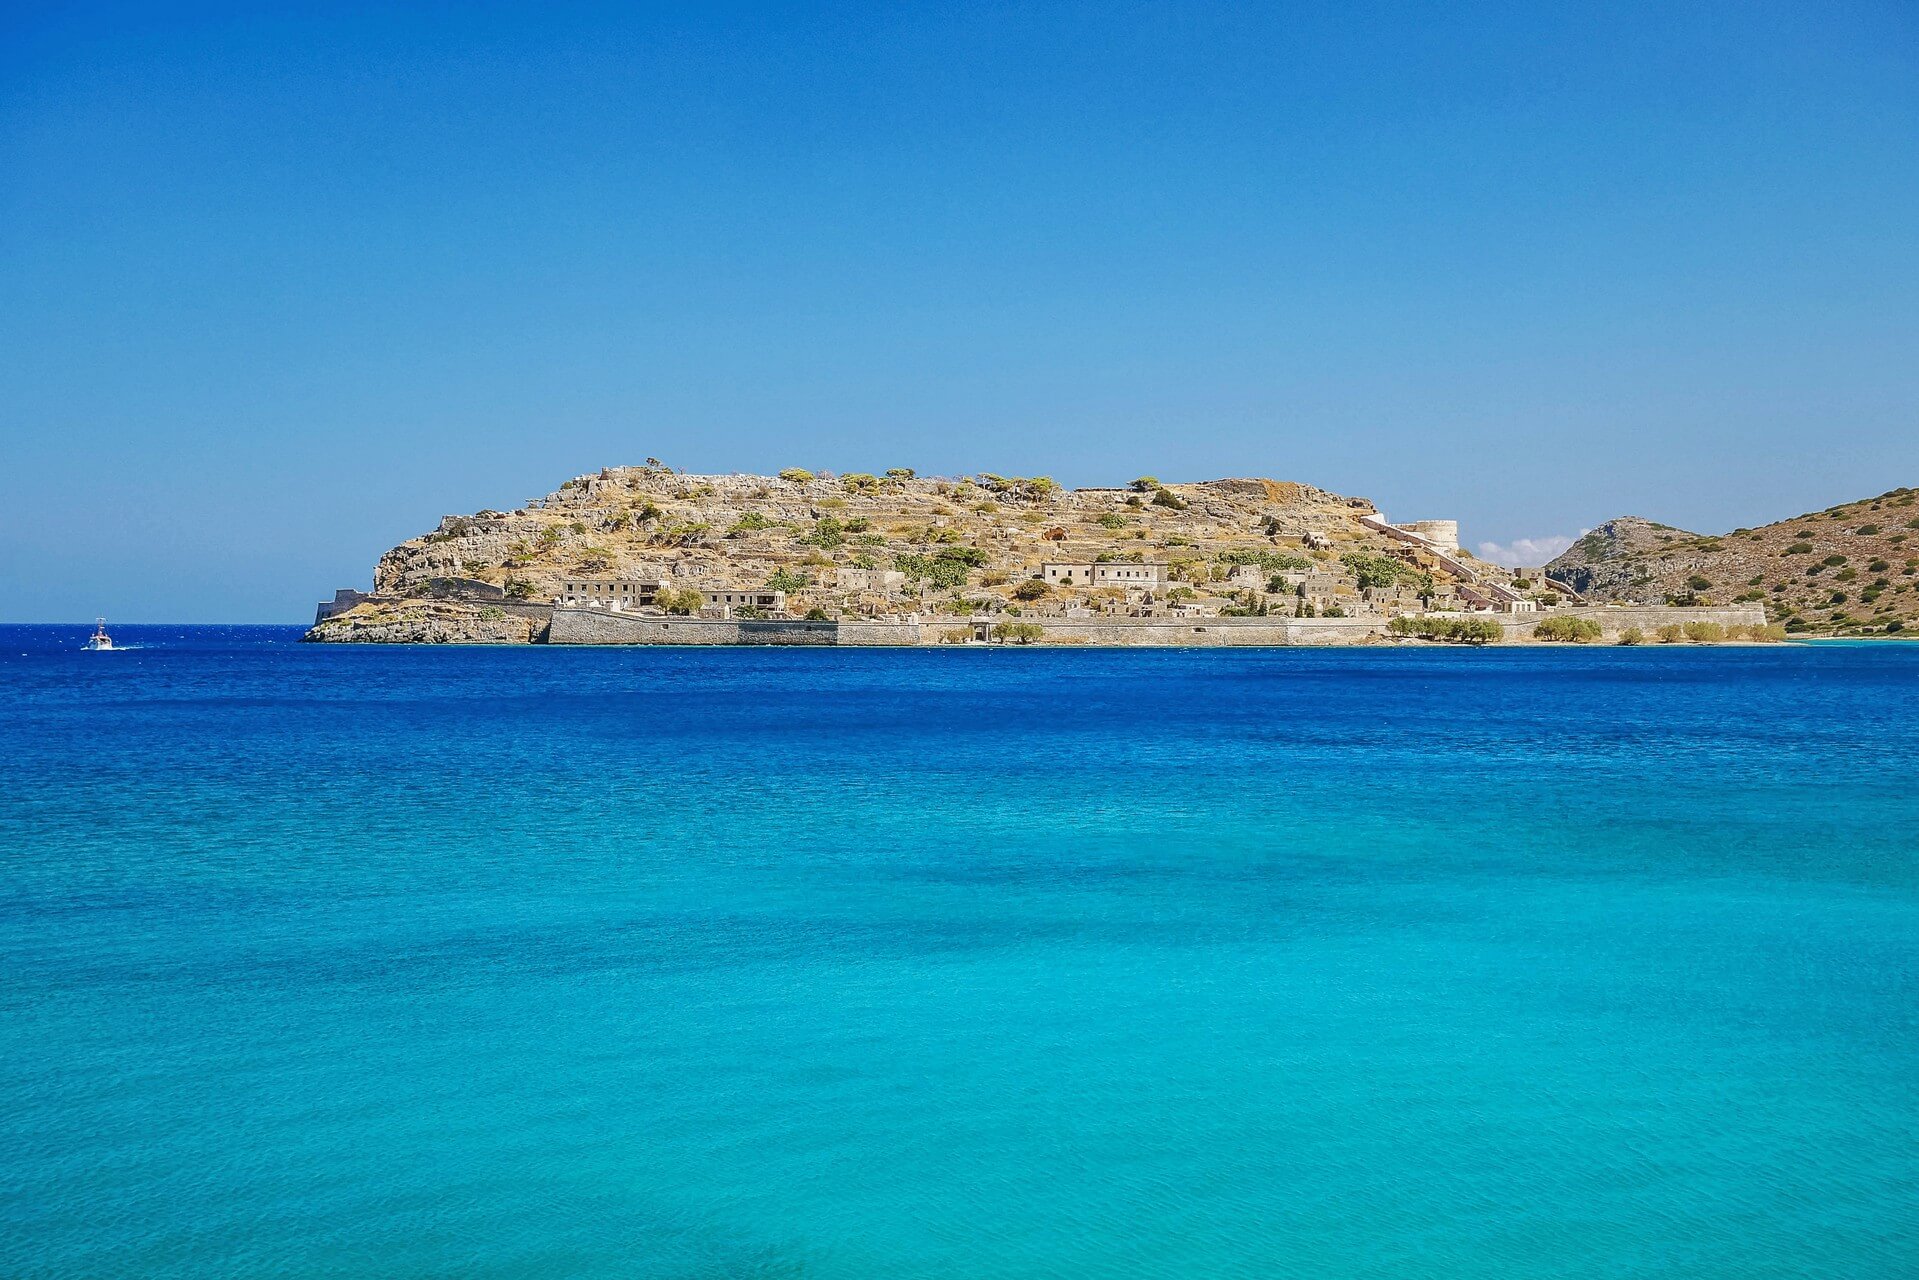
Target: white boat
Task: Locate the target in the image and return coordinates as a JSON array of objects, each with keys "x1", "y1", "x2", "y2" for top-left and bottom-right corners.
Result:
[{"x1": 85, "y1": 619, "x2": 114, "y2": 651}]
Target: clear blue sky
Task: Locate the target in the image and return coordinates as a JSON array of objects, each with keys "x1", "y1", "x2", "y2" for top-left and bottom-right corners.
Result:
[{"x1": 4, "y1": 1, "x2": 1915, "y2": 621}]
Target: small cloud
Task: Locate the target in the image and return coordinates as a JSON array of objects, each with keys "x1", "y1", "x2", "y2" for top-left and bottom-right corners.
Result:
[{"x1": 1476, "y1": 532, "x2": 1586, "y2": 567}]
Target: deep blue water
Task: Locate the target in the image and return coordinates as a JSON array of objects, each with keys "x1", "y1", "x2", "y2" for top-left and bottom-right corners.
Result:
[{"x1": 2, "y1": 625, "x2": 1916, "y2": 1278}]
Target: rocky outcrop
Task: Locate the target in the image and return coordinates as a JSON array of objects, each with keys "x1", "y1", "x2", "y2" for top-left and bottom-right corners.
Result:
[
  {"x1": 304, "y1": 602, "x2": 538, "y2": 644},
  {"x1": 1547, "y1": 517, "x2": 1699, "y2": 600}
]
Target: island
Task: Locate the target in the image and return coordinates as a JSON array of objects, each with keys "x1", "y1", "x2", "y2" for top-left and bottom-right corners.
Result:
[{"x1": 307, "y1": 466, "x2": 1778, "y2": 646}]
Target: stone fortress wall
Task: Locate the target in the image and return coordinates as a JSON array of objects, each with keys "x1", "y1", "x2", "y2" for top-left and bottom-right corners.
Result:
[
  {"x1": 1489, "y1": 605, "x2": 1763, "y2": 640},
  {"x1": 546, "y1": 605, "x2": 1766, "y2": 647}
]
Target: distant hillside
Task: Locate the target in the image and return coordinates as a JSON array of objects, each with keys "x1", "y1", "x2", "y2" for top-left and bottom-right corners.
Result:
[{"x1": 1548, "y1": 489, "x2": 1919, "y2": 635}]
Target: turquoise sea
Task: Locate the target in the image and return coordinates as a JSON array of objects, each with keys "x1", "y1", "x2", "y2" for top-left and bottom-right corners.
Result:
[{"x1": 2, "y1": 626, "x2": 1915, "y2": 1278}]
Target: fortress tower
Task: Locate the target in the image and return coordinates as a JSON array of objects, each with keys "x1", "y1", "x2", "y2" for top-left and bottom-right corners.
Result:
[{"x1": 1394, "y1": 519, "x2": 1459, "y2": 552}]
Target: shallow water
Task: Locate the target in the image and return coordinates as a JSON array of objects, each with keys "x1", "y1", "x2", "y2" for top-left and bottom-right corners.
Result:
[{"x1": 3, "y1": 627, "x2": 1915, "y2": 1277}]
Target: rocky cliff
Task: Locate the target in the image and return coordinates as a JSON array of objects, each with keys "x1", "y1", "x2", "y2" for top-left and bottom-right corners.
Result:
[{"x1": 1549, "y1": 489, "x2": 1919, "y2": 635}]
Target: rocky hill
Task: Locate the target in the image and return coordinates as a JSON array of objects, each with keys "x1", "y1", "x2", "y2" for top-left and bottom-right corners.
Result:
[
  {"x1": 1548, "y1": 489, "x2": 1919, "y2": 635},
  {"x1": 310, "y1": 465, "x2": 1508, "y2": 641}
]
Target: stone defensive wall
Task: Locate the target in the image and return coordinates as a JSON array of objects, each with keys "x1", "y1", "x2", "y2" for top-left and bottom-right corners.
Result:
[
  {"x1": 550, "y1": 604, "x2": 1769, "y2": 647},
  {"x1": 986, "y1": 617, "x2": 1384, "y2": 646},
  {"x1": 548, "y1": 609, "x2": 922, "y2": 646},
  {"x1": 549, "y1": 609, "x2": 1383, "y2": 646},
  {"x1": 549, "y1": 609, "x2": 745, "y2": 645},
  {"x1": 1494, "y1": 605, "x2": 1766, "y2": 640}
]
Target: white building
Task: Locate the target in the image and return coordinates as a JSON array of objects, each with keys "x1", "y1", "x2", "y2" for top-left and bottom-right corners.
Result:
[
  {"x1": 702, "y1": 588, "x2": 787, "y2": 616},
  {"x1": 1041, "y1": 561, "x2": 1168, "y2": 589},
  {"x1": 558, "y1": 577, "x2": 667, "y2": 610}
]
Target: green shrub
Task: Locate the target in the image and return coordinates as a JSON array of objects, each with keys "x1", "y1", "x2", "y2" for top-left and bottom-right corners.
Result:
[
  {"x1": 1220, "y1": 549, "x2": 1310, "y2": 572},
  {"x1": 1687, "y1": 575, "x2": 1712, "y2": 591},
  {"x1": 997, "y1": 621, "x2": 1045, "y2": 644},
  {"x1": 1657, "y1": 624, "x2": 1684, "y2": 643},
  {"x1": 896, "y1": 547, "x2": 983, "y2": 589},
  {"x1": 1151, "y1": 487, "x2": 1186, "y2": 510},
  {"x1": 655, "y1": 521, "x2": 710, "y2": 547},
  {"x1": 1013, "y1": 579, "x2": 1050, "y2": 601},
  {"x1": 1388, "y1": 614, "x2": 1501, "y2": 644},
  {"x1": 766, "y1": 567, "x2": 812, "y2": 593},
  {"x1": 1534, "y1": 615, "x2": 1603, "y2": 643},
  {"x1": 1618, "y1": 627, "x2": 1645, "y2": 645},
  {"x1": 1683, "y1": 621, "x2": 1726, "y2": 643},
  {"x1": 657, "y1": 586, "x2": 702, "y2": 615},
  {"x1": 727, "y1": 512, "x2": 776, "y2": 535},
  {"x1": 778, "y1": 468, "x2": 815, "y2": 483},
  {"x1": 1341, "y1": 552, "x2": 1412, "y2": 590},
  {"x1": 804, "y1": 607, "x2": 831, "y2": 621},
  {"x1": 1454, "y1": 617, "x2": 1500, "y2": 645},
  {"x1": 796, "y1": 516, "x2": 844, "y2": 549},
  {"x1": 1129, "y1": 476, "x2": 1160, "y2": 492},
  {"x1": 1785, "y1": 542, "x2": 1813, "y2": 555},
  {"x1": 895, "y1": 556, "x2": 959, "y2": 589},
  {"x1": 504, "y1": 579, "x2": 536, "y2": 599},
  {"x1": 939, "y1": 627, "x2": 973, "y2": 644},
  {"x1": 976, "y1": 474, "x2": 1057, "y2": 501},
  {"x1": 841, "y1": 473, "x2": 880, "y2": 492}
]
